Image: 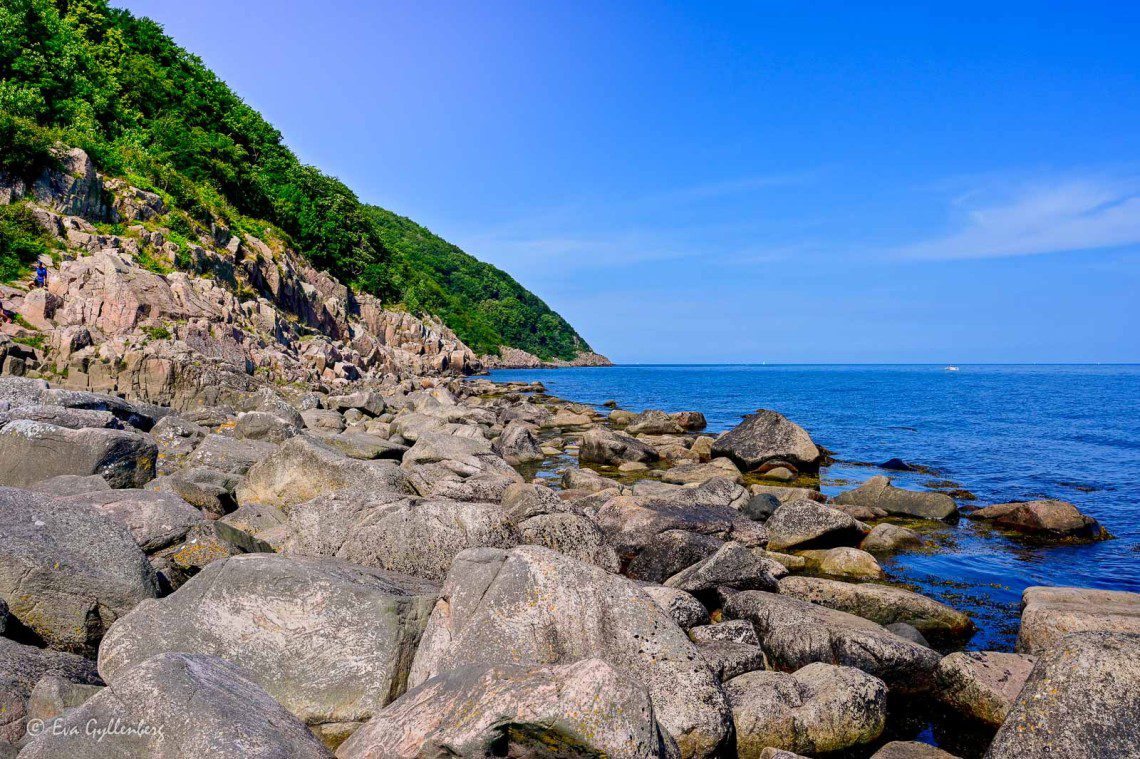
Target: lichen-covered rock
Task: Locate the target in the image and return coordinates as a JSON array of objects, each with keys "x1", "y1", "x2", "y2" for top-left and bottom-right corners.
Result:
[
  {"x1": 710, "y1": 409, "x2": 820, "y2": 472},
  {"x1": 1015, "y1": 585, "x2": 1140, "y2": 654},
  {"x1": 725, "y1": 591, "x2": 940, "y2": 690},
  {"x1": 0, "y1": 638, "x2": 101, "y2": 747},
  {"x1": 779, "y1": 576, "x2": 975, "y2": 646},
  {"x1": 967, "y1": 499, "x2": 1109, "y2": 540},
  {"x1": 726, "y1": 663, "x2": 887, "y2": 757},
  {"x1": 0, "y1": 420, "x2": 156, "y2": 488},
  {"x1": 861, "y1": 522, "x2": 924, "y2": 554},
  {"x1": 933, "y1": 651, "x2": 1035, "y2": 727},
  {"x1": 492, "y1": 419, "x2": 543, "y2": 465},
  {"x1": 237, "y1": 435, "x2": 413, "y2": 508},
  {"x1": 281, "y1": 489, "x2": 517, "y2": 581},
  {"x1": 834, "y1": 476, "x2": 957, "y2": 521},
  {"x1": 98, "y1": 554, "x2": 438, "y2": 747},
  {"x1": 400, "y1": 432, "x2": 522, "y2": 502},
  {"x1": 338, "y1": 659, "x2": 679, "y2": 759},
  {"x1": 986, "y1": 632, "x2": 1140, "y2": 758},
  {"x1": 665, "y1": 541, "x2": 784, "y2": 594},
  {"x1": 641, "y1": 585, "x2": 710, "y2": 630},
  {"x1": 580, "y1": 426, "x2": 661, "y2": 465},
  {"x1": 20, "y1": 653, "x2": 332, "y2": 758},
  {"x1": 408, "y1": 546, "x2": 732, "y2": 759},
  {"x1": 872, "y1": 742, "x2": 960, "y2": 759},
  {"x1": 57, "y1": 488, "x2": 203, "y2": 552},
  {"x1": 0, "y1": 486, "x2": 158, "y2": 655},
  {"x1": 187, "y1": 433, "x2": 277, "y2": 476},
  {"x1": 765, "y1": 499, "x2": 867, "y2": 552},
  {"x1": 797, "y1": 547, "x2": 885, "y2": 580}
]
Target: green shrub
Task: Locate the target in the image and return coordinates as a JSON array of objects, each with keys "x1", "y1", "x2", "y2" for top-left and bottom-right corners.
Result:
[
  {"x1": 0, "y1": 204, "x2": 51, "y2": 282},
  {"x1": 0, "y1": 0, "x2": 591, "y2": 360}
]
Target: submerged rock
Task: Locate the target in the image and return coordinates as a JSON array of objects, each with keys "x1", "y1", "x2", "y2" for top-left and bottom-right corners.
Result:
[
  {"x1": 967, "y1": 499, "x2": 1109, "y2": 540},
  {"x1": 834, "y1": 475, "x2": 957, "y2": 521}
]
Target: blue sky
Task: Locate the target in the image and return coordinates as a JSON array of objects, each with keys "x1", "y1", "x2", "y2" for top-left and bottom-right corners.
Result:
[{"x1": 118, "y1": 1, "x2": 1140, "y2": 363}]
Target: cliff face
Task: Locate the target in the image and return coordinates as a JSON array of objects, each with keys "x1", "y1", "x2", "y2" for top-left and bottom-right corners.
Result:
[{"x1": 0, "y1": 148, "x2": 481, "y2": 409}]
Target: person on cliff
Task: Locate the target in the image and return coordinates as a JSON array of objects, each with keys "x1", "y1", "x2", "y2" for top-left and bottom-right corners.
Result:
[{"x1": 33, "y1": 262, "x2": 47, "y2": 289}]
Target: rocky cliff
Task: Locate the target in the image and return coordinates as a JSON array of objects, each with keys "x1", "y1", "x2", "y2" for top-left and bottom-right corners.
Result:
[{"x1": 0, "y1": 148, "x2": 481, "y2": 409}]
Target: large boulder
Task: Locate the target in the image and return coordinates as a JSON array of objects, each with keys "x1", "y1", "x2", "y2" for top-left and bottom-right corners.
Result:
[
  {"x1": 56, "y1": 488, "x2": 203, "y2": 552},
  {"x1": 861, "y1": 523, "x2": 924, "y2": 554},
  {"x1": 627, "y1": 409, "x2": 685, "y2": 435},
  {"x1": 237, "y1": 435, "x2": 413, "y2": 509},
  {"x1": 967, "y1": 500, "x2": 1109, "y2": 540},
  {"x1": 580, "y1": 427, "x2": 660, "y2": 466},
  {"x1": 595, "y1": 484, "x2": 767, "y2": 567},
  {"x1": 933, "y1": 651, "x2": 1035, "y2": 727},
  {"x1": 726, "y1": 663, "x2": 887, "y2": 757},
  {"x1": 834, "y1": 476, "x2": 957, "y2": 521},
  {"x1": 778, "y1": 577, "x2": 975, "y2": 646},
  {"x1": 986, "y1": 632, "x2": 1140, "y2": 758},
  {"x1": 641, "y1": 585, "x2": 710, "y2": 630},
  {"x1": 98, "y1": 554, "x2": 438, "y2": 747},
  {"x1": 400, "y1": 432, "x2": 522, "y2": 502},
  {"x1": 0, "y1": 487, "x2": 158, "y2": 655},
  {"x1": 765, "y1": 498, "x2": 867, "y2": 551},
  {"x1": 281, "y1": 489, "x2": 517, "y2": 581},
  {"x1": 0, "y1": 404, "x2": 122, "y2": 430},
  {"x1": 710, "y1": 409, "x2": 820, "y2": 472},
  {"x1": 0, "y1": 638, "x2": 101, "y2": 746},
  {"x1": 20, "y1": 653, "x2": 331, "y2": 758},
  {"x1": 187, "y1": 433, "x2": 277, "y2": 476},
  {"x1": 798, "y1": 547, "x2": 885, "y2": 580},
  {"x1": 664, "y1": 541, "x2": 784, "y2": 595},
  {"x1": 408, "y1": 546, "x2": 732, "y2": 758},
  {"x1": 38, "y1": 388, "x2": 162, "y2": 431},
  {"x1": 0, "y1": 420, "x2": 156, "y2": 488},
  {"x1": 873, "y1": 743, "x2": 959, "y2": 759},
  {"x1": 725, "y1": 591, "x2": 940, "y2": 690},
  {"x1": 492, "y1": 419, "x2": 544, "y2": 465},
  {"x1": 1015, "y1": 585, "x2": 1140, "y2": 654},
  {"x1": 338, "y1": 659, "x2": 679, "y2": 759}
]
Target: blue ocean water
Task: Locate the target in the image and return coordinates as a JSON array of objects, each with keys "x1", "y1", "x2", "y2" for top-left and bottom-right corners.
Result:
[{"x1": 490, "y1": 364, "x2": 1140, "y2": 651}]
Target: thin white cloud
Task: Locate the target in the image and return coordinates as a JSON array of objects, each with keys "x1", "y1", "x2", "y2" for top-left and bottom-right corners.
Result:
[{"x1": 896, "y1": 176, "x2": 1140, "y2": 260}]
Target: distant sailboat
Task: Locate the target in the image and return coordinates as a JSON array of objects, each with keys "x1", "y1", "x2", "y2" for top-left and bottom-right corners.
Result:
[{"x1": 944, "y1": 365, "x2": 960, "y2": 371}]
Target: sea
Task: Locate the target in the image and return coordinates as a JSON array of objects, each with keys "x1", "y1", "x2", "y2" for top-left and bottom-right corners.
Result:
[{"x1": 488, "y1": 364, "x2": 1140, "y2": 656}]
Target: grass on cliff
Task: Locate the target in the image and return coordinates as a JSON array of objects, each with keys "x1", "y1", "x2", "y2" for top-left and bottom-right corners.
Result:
[{"x1": 0, "y1": 0, "x2": 590, "y2": 360}]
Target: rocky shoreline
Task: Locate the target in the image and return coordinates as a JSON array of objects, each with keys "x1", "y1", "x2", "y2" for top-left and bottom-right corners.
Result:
[{"x1": 0, "y1": 366, "x2": 1136, "y2": 758}]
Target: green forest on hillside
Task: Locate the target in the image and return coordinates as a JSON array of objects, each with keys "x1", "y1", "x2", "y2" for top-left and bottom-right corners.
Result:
[{"x1": 0, "y1": 0, "x2": 589, "y2": 359}]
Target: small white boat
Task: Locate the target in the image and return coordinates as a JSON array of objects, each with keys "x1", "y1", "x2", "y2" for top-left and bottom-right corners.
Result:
[{"x1": 944, "y1": 365, "x2": 959, "y2": 371}]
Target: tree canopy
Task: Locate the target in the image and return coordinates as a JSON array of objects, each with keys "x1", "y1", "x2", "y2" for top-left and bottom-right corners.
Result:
[{"x1": 0, "y1": 0, "x2": 590, "y2": 359}]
